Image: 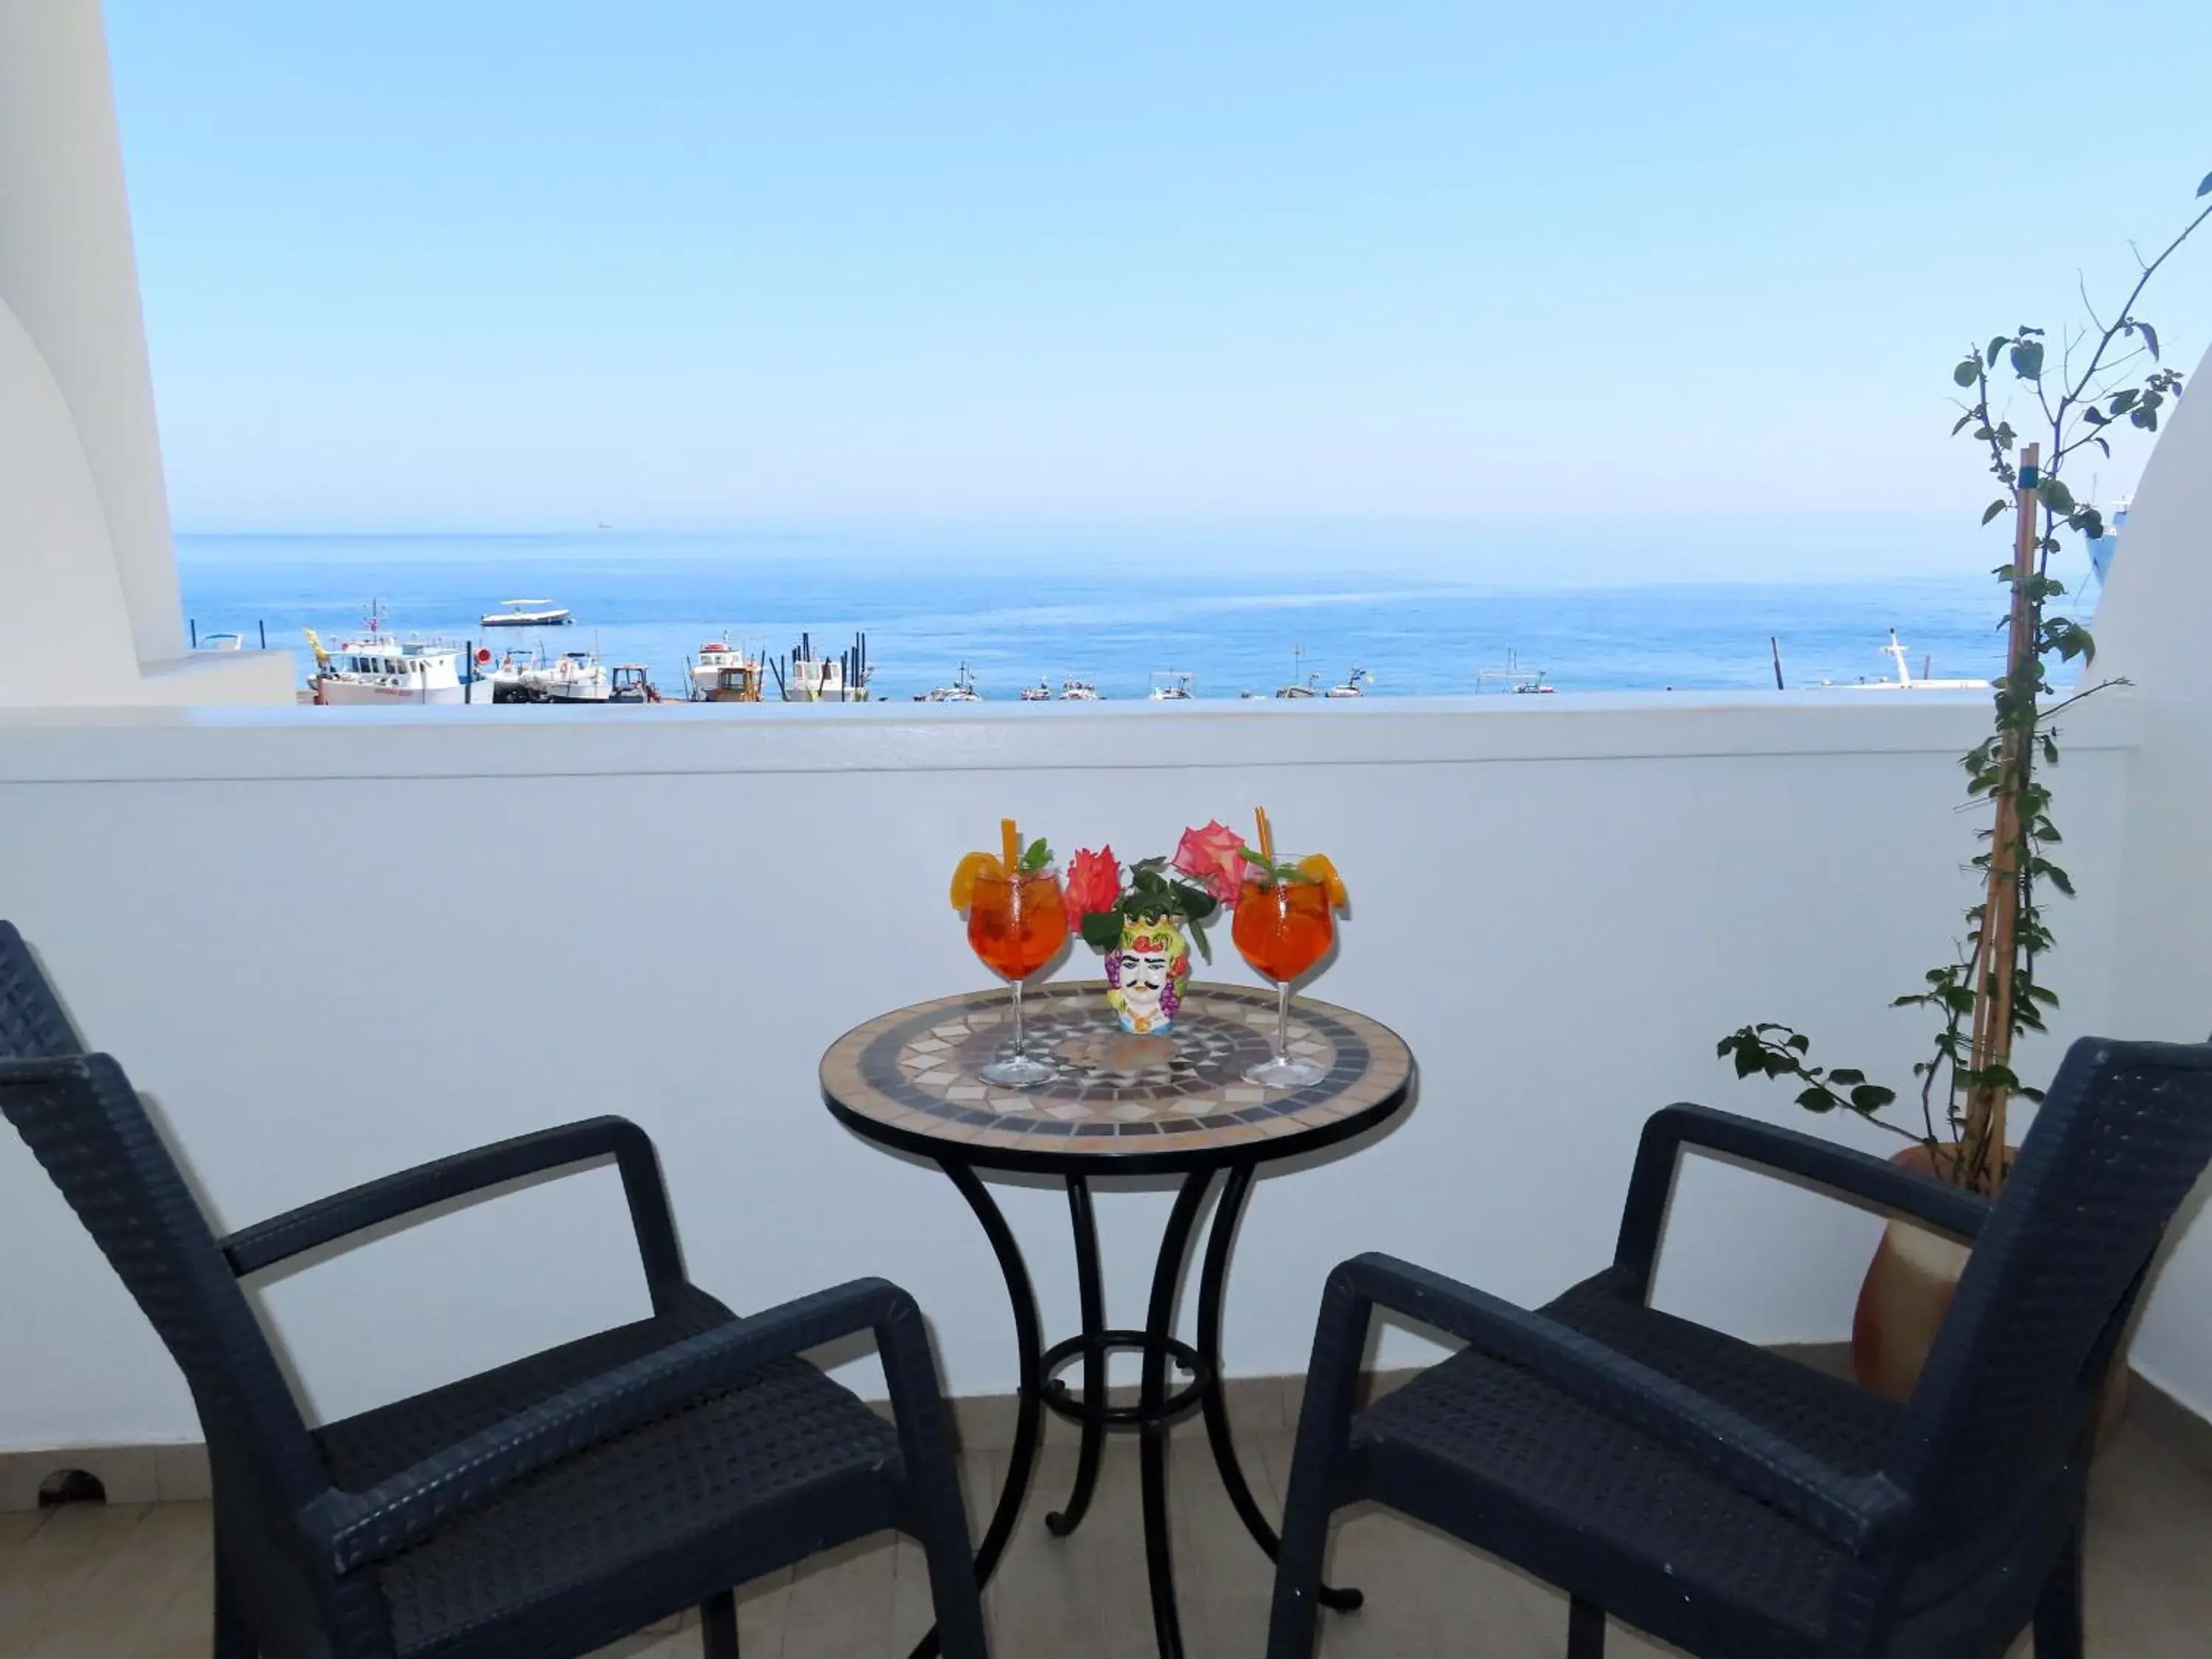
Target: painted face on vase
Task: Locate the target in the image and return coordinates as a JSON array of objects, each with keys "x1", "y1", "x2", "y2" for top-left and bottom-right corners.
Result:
[{"x1": 1107, "y1": 917, "x2": 1191, "y2": 1034}]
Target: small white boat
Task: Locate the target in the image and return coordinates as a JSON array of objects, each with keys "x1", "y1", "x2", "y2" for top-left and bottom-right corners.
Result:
[
  {"x1": 1020, "y1": 680, "x2": 1053, "y2": 702},
  {"x1": 1830, "y1": 631, "x2": 1989, "y2": 692},
  {"x1": 488, "y1": 647, "x2": 611, "y2": 703},
  {"x1": 480, "y1": 599, "x2": 574, "y2": 627},
  {"x1": 1060, "y1": 678, "x2": 1101, "y2": 701},
  {"x1": 1477, "y1": 650, "x2": 1552, "y2": 694},
  {"x1": 915, "y1": 664, "x2": 981, "y2": 703},
  {"x1": 1149, "y1": 670, "x2": 1196, "y2": 701},
  {"x1": 1326, "y1": 667, "x2": 1374, "y2": 698},
  {"x1": 1275, "y1": 647, "x2": 1318, "y2": 699},
  {"x1": 306, "y1": 604, "x2": 475, "y2": 706}
]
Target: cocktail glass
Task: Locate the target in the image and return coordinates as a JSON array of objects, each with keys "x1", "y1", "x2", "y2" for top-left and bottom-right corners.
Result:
[
  {"x1": 968, "y1": 866, "x2": 1071, "y2": 1086},
  {"x1": 1231, "y1": 866, "x2": 1335, "y2": 1088}
]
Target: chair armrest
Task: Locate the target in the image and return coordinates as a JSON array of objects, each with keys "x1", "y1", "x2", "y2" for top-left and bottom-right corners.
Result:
[
  {"x1": 220, "y1": 1116, "x2": 685, "y2": 1304},
  {"x1": 1613, "y1": 1104, "x2": 1990, "y2": 1300},
  {"x1": 300, "y1": 1276, "x2": 919, "y2": 1573},
  {"x1": 1330, "y1": 1253, "x2": 1911, "y2": 1554}
]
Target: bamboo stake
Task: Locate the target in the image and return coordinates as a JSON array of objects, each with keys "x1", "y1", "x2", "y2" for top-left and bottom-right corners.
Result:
[{"x1": 1963, "y1": 442, "x2": 2042, "y2": 1191}]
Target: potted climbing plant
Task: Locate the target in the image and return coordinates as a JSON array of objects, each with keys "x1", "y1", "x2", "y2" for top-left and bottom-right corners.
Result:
[{"x1": 1717, "y1": 168, "x2": 2211, "y2": 1407}]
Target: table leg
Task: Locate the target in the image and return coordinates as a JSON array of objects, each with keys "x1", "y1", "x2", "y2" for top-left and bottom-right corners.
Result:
[
  {"x1": 910, "y1": 1158, "x2": 1048, "y2": 1659},
  {"x1": 1046, "y1": 1174, "x2": 1107, "y2": 1537},
  {"x1": 1195, "y1": 1162, "x2": 1364, "y2": 1613},
  {"x1": 1140, "y1": 1170, "x2": 1216, "y2": 1659}
]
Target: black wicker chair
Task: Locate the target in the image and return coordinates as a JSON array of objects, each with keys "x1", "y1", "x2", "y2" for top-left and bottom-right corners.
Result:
[
  {"x1": 1267, "y1": 1036, "x2": 2212, "y2": 1659},
  {"x1": 0, "y1": 941, "x2": 987, "y2": 1659},
  {"x1": 0, "y1": 921, "x2": 81, "y2": 1057}
]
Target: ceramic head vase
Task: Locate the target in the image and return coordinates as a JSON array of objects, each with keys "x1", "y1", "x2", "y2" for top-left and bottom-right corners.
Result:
[{"x1": 1105, "y1": 914, "x2": 1192, "y2": 1035}]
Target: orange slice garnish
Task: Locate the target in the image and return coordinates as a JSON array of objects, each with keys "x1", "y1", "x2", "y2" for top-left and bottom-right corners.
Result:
[
  {"x1": 950, "y1": 850, "x2": 1006, "y2": 911},
  {"x1": 1297, "y1": 853, "x2": 1349, "y2": 909}
]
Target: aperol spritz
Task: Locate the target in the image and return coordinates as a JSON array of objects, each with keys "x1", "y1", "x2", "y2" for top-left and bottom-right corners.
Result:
[{"x1": 953, "y1": 822, "x2": 1069, "y2": 1086}]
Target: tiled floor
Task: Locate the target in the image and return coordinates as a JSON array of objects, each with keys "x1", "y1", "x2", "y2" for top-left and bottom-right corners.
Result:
[{"x1": 3, "y1": 1417, "x2": 2207, "y2": 1658}]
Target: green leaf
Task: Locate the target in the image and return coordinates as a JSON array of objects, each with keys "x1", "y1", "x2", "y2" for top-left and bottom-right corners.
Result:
[
  {"x1": 2199, "y1": 170, "x2": 2212, "y2": 198},
  {"x1": 2107, "y1": 388, "x2": 2139, "y2": 415},
  {"x1": 1795, "y1": 1086, "x2": 1837, "y2": 1113},
  {"x1": 1079, "y1": 911, "x2": 1123, "y2": 950},
  {"x1": 1021, "y1": 837, "x2": 1051, "y2": 872},
  {"x1": 1987, "y1": 335, "x2": 2008, "y2": 367},
  {"x1": 2010, "y1": 340, "x2": 2045, "y2": 380},
  {"x1": 1827, "y1": 1067, "x2": 1866, "y2": 1085},
  {"x1": 1982, "y1": 499, "x2": 2009, "y2": 526},
  {"x1": 1848, "y1": 1084, "x2": 1897, "y2": 1113},
  {"x1": 1952, "y1": 413, "x2": 1975, "y2": 436},
  {"x1": 2039, "y1": 478, "x2": 2076, "y2": 515},
  {"x1": 1733, "y1": 1045, "x2": 1766, "y2": 1079},
  {"x1": 1953, "y1": 358, "x2": 1982, "y2": 388},
  {"x1": 2139, "y1": 320, "x2": 2161, "y2": 361}
]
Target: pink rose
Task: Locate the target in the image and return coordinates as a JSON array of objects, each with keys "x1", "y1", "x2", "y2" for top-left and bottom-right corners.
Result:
[
  {"x1": 1172, "y1": 820, "x2": 1248, "y2": 905},
  {"x1": 1063, "y1": 846, "x2": 1122, "y2": 928}
]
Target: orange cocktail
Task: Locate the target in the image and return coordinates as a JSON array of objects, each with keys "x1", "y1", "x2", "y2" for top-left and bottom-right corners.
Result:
[
  {"x1": 967, "y1": 869, "x2": 1069, "y2": 982},
  {"x1": 952, "y1": 821, "x2": 1069, "y2": 1086},
  {"x1": 1231, "y1": 877, "x2": 1335, "y2": 985}
]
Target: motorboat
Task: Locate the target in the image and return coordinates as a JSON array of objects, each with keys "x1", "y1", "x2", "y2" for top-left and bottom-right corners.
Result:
[
  {"x1": 479, "y1": 599, "x2": 574, "y2": 627},
  {"x1": 488, "y1": 647, "x2": 611, "y2": 703},
  {"x1": 1149, "y1": 671, "x2": 1196, "y2": 701},
  {"x1": 1477, "y1": 650, "x2": 1553, "y2": 694},
  {"x1": 1060, "y1": 678, "x2": 1101, "y2": 701},
  {"x1": 1326, "y1": 667, "x2": 1374, "y2": 698},
  {"x1": 1275, "y1": 647, "x2": 1318, "y2": 698},
  {"x1": 1020, "y1": 680, "x2": 1053, "y2": 702},
  {"x1": 915, "y1": 663, "x2": 981, "y2": 703},
  {"x1": 689, "y1": 640, "x2": 768, "y2": 702}
]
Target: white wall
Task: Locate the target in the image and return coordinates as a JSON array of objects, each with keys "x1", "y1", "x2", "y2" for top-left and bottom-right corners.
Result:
[
  {"x1": 0, "y1": 1, "x2": 290, "y2": 708},
  {"x1": 0, "y1": 693, "x2": 2166, "y2": 1450},
  {"x1": 2087, "y1": 342, "x2": 2212, "y2": 1411}
]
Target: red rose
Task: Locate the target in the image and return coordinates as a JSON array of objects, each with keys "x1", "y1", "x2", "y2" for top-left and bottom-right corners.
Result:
[
  {"x1": 1063, "y1": 846, "x2": 1122, "y2": 928},
  {"x1": 1172, "y1": 820, "x2": 1248, "y2": 905}
]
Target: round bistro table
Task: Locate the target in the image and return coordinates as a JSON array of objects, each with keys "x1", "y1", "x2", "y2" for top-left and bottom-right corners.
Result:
[{"x1": 820, "y1": 979, "x2": 1414, "y2": 1659}]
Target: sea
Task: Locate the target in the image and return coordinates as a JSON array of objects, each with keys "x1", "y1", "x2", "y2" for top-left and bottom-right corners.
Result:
[{"x1": 175, "y1": 525, "x2": 2096, "y2": 702}]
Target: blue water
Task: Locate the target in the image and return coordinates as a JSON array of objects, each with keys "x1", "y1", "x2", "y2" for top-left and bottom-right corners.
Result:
[{"x1": 175, "y1": 529, "x2": 2086, "y2": 700}]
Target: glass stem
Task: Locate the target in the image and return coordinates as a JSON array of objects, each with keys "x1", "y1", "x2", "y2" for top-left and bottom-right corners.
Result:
[
  {"x1": 1011, "y1": 978, "x2": 1026, "y2": 1064},
  {"x1": 1276, "y1": 979, "x2": 1291, "y2": 1065}
]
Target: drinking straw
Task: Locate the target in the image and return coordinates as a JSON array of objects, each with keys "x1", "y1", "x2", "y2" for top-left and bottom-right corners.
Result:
[
  {"x1": 1256, "y1": 807, "x2": 1275, "y2": 866},
  {"x1": 1001, "y1": 817, "x2": 1020, "y2": 874}
]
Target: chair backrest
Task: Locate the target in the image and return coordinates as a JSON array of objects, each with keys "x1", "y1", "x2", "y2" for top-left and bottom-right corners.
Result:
[
  {"x1": 0, "y1": 923, "x2": 82, "y2": 1057},
  {"x1": 0, "y1": 1052, "x2": 339, "y2": 1639},
  {"x1": 1892, "y1": 1037, "x2": 2212, "y2": 1552}
]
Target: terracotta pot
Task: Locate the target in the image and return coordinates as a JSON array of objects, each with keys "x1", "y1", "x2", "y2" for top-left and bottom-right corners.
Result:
[{"x1": 1851, "y1": 1144, "x2": 2127, "y2": 1450}]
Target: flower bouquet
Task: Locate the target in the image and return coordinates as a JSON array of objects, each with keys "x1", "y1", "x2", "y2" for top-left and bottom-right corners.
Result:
[{"x1": 1062, "y1": 821, "x2": 1244, "y2": 1035}]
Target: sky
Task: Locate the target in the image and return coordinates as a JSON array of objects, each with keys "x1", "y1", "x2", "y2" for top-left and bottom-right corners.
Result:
[{"x1": 104, "y1": 1, "x2": 2212, "y2": 539}]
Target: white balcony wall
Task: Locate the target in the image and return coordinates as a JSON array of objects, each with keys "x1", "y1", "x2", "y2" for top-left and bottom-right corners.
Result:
[{"x1": 1, "y1": 692, "x2": 2183, "y2": 1453}]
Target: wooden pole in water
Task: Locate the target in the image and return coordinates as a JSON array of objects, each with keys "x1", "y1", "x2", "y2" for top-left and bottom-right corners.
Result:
[
  {"x1": 1770, "y1": 636, "x2": 1784, "y2": 689},
  {"x1": 1961, "y1": 441, "x2": 2042, "y2": 1191}
]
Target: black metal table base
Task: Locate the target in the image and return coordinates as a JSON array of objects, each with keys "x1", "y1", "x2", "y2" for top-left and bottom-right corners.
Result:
[{"x1": 908, "y1": 1160, "x2": 1361, "y2": 1659}]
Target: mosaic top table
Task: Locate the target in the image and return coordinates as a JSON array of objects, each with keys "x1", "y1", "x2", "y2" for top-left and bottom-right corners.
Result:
[{"x1": 821, "y1": 981, "x2": 1415, "y2": 1659}]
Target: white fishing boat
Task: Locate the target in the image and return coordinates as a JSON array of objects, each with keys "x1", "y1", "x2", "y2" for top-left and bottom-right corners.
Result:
[
  {"x1": 1275, "y1": 647, "x2": 1318, "y2": 698},
  {"x1": 479, "y1": 598, "x2": 573, "y2": 627},
  {"x1": 1477, "y1": 650, "x2": 1552, "y2": 694},
  {"x1": 1830, "y1": 631, "x2": 1989, "y2": 692},
  {"x1": 1020, "y1": 680, "x2": 1053, "y2": 702},
  {"x1": 487, "y1": 646, "x2": 611, "y2": 703},
  {"x1": 305, "y1": 605, "x2": 476, "y2": 706},
  {"x1": 1060, "y1": 678, "x2": 1100, "y2": 701},
  {"x1": 1325, "y1": 667, "x2": 1374, "y2": 698},
  {"x1": 915, "y1": 663, "x2": 981, "y2": 703},
  {"x1": 1149, "y1": 670, "x2": 1196, "y2": 701}
]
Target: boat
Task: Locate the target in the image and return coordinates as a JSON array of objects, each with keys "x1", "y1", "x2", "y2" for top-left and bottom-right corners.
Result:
[
  {"x1": 915, "y1": 663, "x2": 981, "y2": 703},
  {"x1": 1325, "y1": 667, "x2": 1374, "y2": 698},
  {"x1": 608, "y1": 665, "x2": 665, "y2": 703},
  {"x1": 689, "y1": 640, "x2": 768, "y2": 702},
  {"x1": 194, "y1": 632, "x2": 246, "y2": 652},
  {"x1": 1060, "y1": 678, "x2": 1100, "y2": 701},
  {"x1": 1019, "y1": 680, "x2": 1053, "y2": 702},
  {"x1": 1149, "y1": 671, "x2": 1196, "y2": 701},
  {"x1": 305, "y1": 604, "x2": 476, "y2": 706},
  {"x1": 1829, "y1": 631, "x2": 1989, "y2": 692},
  {"x1": 1477, "y1": 650, "x2": 1553, "y2": 694},
  {"x1": 1275, "y1": 646, "x2": 1318, "y2": 699},
  {"x1": 772, "y1": 631, "x2": 871, "y2": 702},
  {"x1": 487, "y1": 646, "x2": 612, "y2": 703},
  {"x1": 479, "y1": 599, "x2": 574, "y2": 627}
]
